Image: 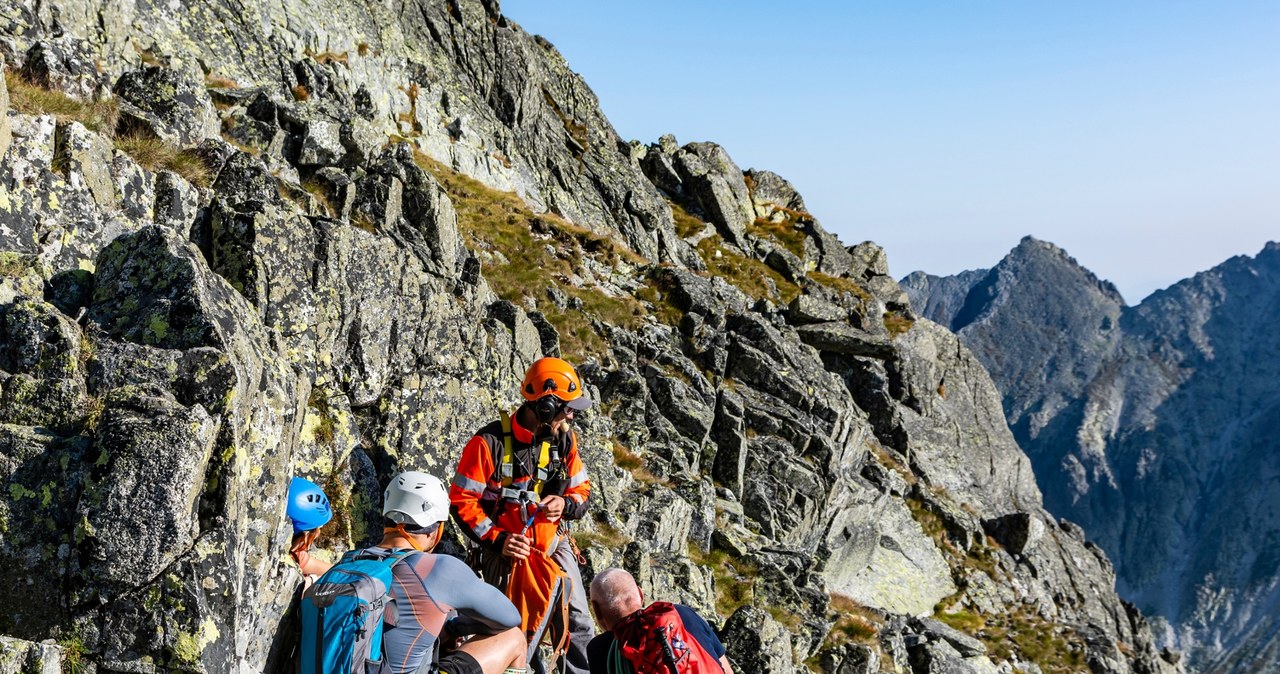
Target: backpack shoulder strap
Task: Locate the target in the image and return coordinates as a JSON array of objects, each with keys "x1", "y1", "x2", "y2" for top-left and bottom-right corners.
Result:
[{"x1": 608, "y1": 637, "x2": 631, "y2": 674}]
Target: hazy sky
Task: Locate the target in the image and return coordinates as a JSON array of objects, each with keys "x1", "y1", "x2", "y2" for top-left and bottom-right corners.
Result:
[{"x1": 503, "y1": 1, "x2": 1279, "y2": 304}]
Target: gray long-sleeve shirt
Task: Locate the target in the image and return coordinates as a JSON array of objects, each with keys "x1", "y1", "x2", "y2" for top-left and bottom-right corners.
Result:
[{"x1": 368, "y1": 548, "x2": 520, "y2": 673}]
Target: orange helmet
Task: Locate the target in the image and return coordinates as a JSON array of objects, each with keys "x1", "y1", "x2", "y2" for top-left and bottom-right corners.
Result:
[{"x1": 521, "y1": 357, "x2": 593, "y2": 410}]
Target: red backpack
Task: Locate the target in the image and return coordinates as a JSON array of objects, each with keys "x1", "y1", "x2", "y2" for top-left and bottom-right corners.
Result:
[{"x1": 609, "y1": 602, "x2": 721, "y2": 674}]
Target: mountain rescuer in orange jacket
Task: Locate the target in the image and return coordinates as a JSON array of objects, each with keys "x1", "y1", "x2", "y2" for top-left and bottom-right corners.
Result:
[{"x1": 450, "y1": 357, "x2": 596, "y2": 674}]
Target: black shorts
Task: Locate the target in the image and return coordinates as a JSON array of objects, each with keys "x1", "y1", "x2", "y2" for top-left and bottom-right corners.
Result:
[{"x1": 434, "y1": 651, "x2": 482, "y2": 674}]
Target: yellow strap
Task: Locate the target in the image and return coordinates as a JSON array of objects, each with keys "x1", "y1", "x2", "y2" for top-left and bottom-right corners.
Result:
[
  {"x1": 499, "y1": 412, "x2": 553, "y2": 495},
  {"x1": 530, "y1": 439, "x2": 552, "y2": 496}
]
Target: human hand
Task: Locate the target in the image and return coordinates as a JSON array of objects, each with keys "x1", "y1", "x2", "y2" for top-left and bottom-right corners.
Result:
[
  {"x1": 551, "y1": 410, "x2": 573, "y2": 436},
  {"x1": 502, "y1": 533, "x2": 532, "y2": 560},
  {"x1": 540, "y1": 495, "x2": 565, "y2": 523}
]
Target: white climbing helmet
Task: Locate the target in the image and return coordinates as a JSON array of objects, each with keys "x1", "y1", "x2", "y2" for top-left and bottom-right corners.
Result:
[{"x1": 382, "y1": 471, "x2": 450, "y2": 529}]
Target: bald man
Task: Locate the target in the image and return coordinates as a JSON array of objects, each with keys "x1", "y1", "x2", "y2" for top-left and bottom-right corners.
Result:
[{"x1": 586, "y1": 568, "x2": 734, "y2": 674}]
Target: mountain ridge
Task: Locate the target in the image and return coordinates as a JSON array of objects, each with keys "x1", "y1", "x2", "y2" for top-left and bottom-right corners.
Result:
[{"x1": 903, "y1": 237, "x2": 1280, "y2": 673}]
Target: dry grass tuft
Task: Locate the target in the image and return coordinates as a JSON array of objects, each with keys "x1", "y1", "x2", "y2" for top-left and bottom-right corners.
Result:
[
  {"x1": 5, "y1": 70, "x2": 119, "y2": 136},
  {"x1": 825, "y1": 594, "x2": 883, "y2": 647},
  {"x1": 291, "y1": 84, "x2": 310, "y2": 101},
  {"x1": 114, "y1": 134, "x2": 212, "y2": 187},
  {"x1": 204, "y1": 74, "x2": 239, "y2": 89},
  {"x1": 883, "y1": 310, "x2": 915, "y2": 337}
]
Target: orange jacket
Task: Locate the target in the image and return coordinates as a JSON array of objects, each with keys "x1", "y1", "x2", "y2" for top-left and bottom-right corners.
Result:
[{"x1": 449, "y1": 410, "x2": 590, "y2": 554}]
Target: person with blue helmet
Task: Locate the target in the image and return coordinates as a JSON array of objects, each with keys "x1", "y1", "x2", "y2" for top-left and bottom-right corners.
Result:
[{"x1": 287, "y1": 477, "x2": 334, "y2": 582}]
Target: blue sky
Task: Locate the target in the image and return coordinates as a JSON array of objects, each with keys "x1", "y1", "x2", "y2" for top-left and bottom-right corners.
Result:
[{"x1": 504, "y1": 1, "x2": 1279, "y2": 303}]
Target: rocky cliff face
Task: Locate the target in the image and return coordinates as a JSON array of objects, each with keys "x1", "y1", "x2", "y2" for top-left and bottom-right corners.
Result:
[
  {"x1": 1, "y1": 2, "x2": 1180, "y2": 673},
  {"x1": 904, "y1": 237, "x2": 1280, "y2": 673}
]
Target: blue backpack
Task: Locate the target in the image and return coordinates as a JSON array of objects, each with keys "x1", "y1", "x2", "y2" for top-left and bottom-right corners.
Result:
[{"x1": 299, "y1": 549, "x2": 412, "y2": 674}]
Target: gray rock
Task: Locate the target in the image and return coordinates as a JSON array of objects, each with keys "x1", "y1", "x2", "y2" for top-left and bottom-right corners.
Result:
[
  {"x1": 20, "y1": 38, "x2": 105, "y2": 100},
  {"x1": 668, "y1": 142, "x2": 754, "y2": 248},
  {"x1": 113, "y1": 67, "x2": 219, "y2": 147},
  {"x1": 722, "y1": 606, "x2": 795, "y2": 674},
  {"x1": 152, "y1": 170, "x2": 199, "y2": 230},
  {"x1": 0, "y1": 635, "x2": 62, "y2": 674},
  {"x1": 340, "y1": 117, "x2": 383, "y2": 166},
  {"x1": 912, "y1": 617, "x2": 987, "y2": 657},
  {"x1": 746, "y1": 169, "x2": 807, "y2": 214},
  {"x1": 788, "y1": 294, "x2": 848, "y2": 325},
  {"x1": 909, "y1": 639, "x2": 981, "y2": 674},
  {"x1": 77, "y1": 385, "x2": 216, "y2": 595},
  {"x1": 817, "y1": 643, "x2": 879, "y2": 674},
  {"x1": 299, "y1": 119, "x2": 345, "y2": 166},
  {"x1": 981, "y1": 512, "x2": 1046, "y2": 555},
  {"x1": 796, "y1": 321, "x2": 895, "y2": 359},
  {"x1": 53, "y1": 120, "x2": 117, "y2": 208},
  {"x1": 0, "y1": 54, "x2": 10, "y2": 160}
]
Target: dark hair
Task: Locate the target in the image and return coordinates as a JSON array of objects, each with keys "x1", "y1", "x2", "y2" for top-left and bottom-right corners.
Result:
[{"x1": 382, "y1": 517, "x2": 440, "y2": 537}]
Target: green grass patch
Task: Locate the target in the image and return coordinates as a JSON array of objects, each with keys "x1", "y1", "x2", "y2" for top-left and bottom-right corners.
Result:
[
  {"x1": 981, "y1": 606, "x2": 1086, "y2": 673},
  {"x1": 5, "y1": 70, "x2": 119, "y2": 136},
  {"x1": 572, "y1": 518, "x2": 630, "y2": 551},
  {"x1": 694, "y1": 233, "x2": 800, "y2": 304},
  {"x1": 415, "y1": 149, "x2": 673, "y2": 362},
  {"x1": 59, "y1": 634, "x2": 88, "y2": 674},
  {"x1": 634, "y1": 268, "x2": 684, "y2": 326},
  {"x1": 936, "y1": 609, "x2": 985, "y2": 632},
  {"x1": 747, "y1": 216, "x2": 807, "y2": 259},
  {"x1": 0, "y1": 251, "x2": 33, "y2": 277},
  {"x1": 672, "y1": 198, "x2": 800, "y2": 304},
  {"x1": 809, "y1": 271, "x2": 873, "y2": 303},
  {"x1": 670, "y1": 202, "x2": 708, "y2": 239},
  {"x1": 611, "y1": 442, "x2": 671, "y2": 487},
  {"x1": 688, "y1": 545, "x2": 757, "y2": 619}
]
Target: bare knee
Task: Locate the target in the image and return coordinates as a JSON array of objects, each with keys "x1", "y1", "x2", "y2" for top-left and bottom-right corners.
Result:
[{"x1": 457, "y1": 626, "x2": 528, "y2": 673}]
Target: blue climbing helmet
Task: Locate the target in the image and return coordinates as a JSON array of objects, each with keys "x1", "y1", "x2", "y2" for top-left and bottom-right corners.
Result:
[{"x1": 287, "y1": 477, "x2": 332, "y2": 534}]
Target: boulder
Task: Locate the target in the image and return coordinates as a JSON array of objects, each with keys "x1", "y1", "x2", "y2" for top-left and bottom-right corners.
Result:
[
  {"x1": 76, "y1": 385, "x2": 217, "y2": 596},
  {"x1": 0, "y1": 635, "x2": 62, "y2": 674},
  {"x1": 670, "y1": 142, "x2": 754, "y2": 248},
  {"x1": 721, "y1": 606, "x2": 795, "y2": 674},
  {"x1": 817, "y1": 643, "x2": 879, "y2": 674},
  {"x1": 53, "y1": 120, "x2": 116, "y2": 208},
  {"x1": 298, "y1": 119, "x2": 345, "y2": 166},
  {"x1": 746, "y1": 169, "x2": 807, "y2": 214},
  {"x1": 113, "y1": 67, "x2": 219, "y2": 147},
  {"x1": 796, "y1": 321, "x2": 895, "y2": 359},
  {"x1": 909, "y1": 638, "x2": 985, "y2": 674},
  {"x1": 911, "y1": 617, "x2": 987, "y2": 657},
  {"x1": 982, "y1": 512, "x2": 1047, "y2": 555},
  {"x1": 0, "y1": 54, "x2": 10, "y2": 160},
  {"x1": 20, "y1": 38, "x2": 105, "y2": 100},
  {"x1": 788, "y1": 294, "x2": 847, "y2": 325}
]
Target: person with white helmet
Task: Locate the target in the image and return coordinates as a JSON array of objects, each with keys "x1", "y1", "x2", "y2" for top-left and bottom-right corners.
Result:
[{"x1": 364, "y1": 470, "x2": 528, "y2": 674}]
